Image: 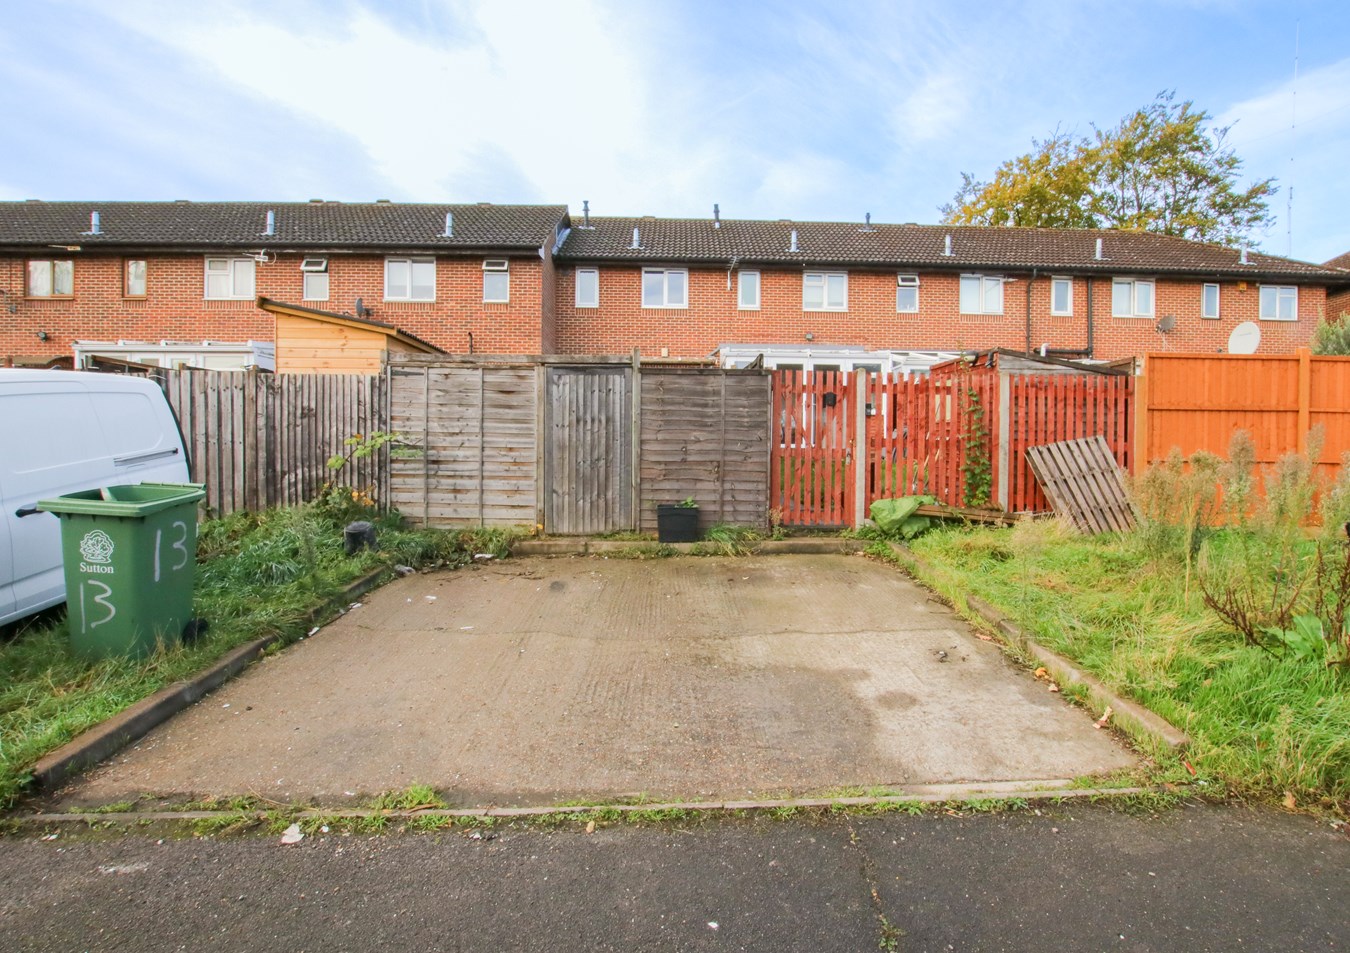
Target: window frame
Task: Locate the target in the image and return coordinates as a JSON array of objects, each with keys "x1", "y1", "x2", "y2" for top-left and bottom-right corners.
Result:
[
  {"x1": 959, "y1": 274, "x2": 1004, "y2": 315},
  {"x1": 123, "y1": 259, "x2": 147, "y2": 298},
  {"x1": 26, "y1": 259, "x2": 74, "y2": 298},
  {"x1": 1111, "y1": 277, "x2": 1156, "y2": 318},
  {"x1": 738, "y1": 270, "x2": 761, "y2": 310},
  {"x1": 896, "y1": 274, "x2": 919, "y2": 313},
  {"x1": 301, "y1": 258, "x2": 329, "y2": 301},
  {"x1": 384, "y1": 256, "x2": 436, "y2": 302},
  {"x1": 803, "y1": 271, "x2": 848, "y2": 312},
  {"x1": 641, "y1": 267, "x2": 689, "y2": 309},
  {"x1": 203, "y1": 256, "x2": 256, "y2": 300},
  {"x1": 1050, "y1": 276, "x2": 1073, "y2": 316},
  {"x1": 575, "y1": 267, "x2": 599, "y2": 308},
  {"x1": 1258, "y1": 284, "x2": 1298, "y2": 322},
  {"x1": 482, "y1": 259, "x2": 510, "y2": 304},
  {"x1": 1201, "y1": 282, "x2": 1220, "y2": 320}
]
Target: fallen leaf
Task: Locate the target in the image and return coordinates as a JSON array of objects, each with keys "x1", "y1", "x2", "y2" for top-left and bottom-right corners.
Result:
[
  {"x1": 1034, "y1": 667, "x2": 1049, "y2": 680},
  {"x1": 1048, "y1": 682, "x2": 1060, "y2": 693},
  {"x1": 1283, "y1": 791, "x2": 1297, "y2": 811},
  {"x1": 976, "y1": 633, "x2": 995, "y2": 642},
  {"x1": 279, "y1": 823, "x2": 304, "y2": 845},
  {"x1": 1093, "y1": 705, "x2": 1114, "y2": 729},
  {"x1": 585, "y1": 820, "x2": 596, "y2": 834}
]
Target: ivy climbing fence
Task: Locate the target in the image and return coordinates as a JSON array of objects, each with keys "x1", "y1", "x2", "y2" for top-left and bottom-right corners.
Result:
[{"x1": 770, "y1": 367, "x2": 1133, "y2": 526}]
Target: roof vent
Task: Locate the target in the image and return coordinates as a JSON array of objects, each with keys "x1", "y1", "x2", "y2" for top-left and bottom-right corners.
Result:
[
  {"x1": 1095, "y1": 237, "x2": 1104, "y2": 260},
  {"x1": 582, "y1": 200, "x2": 590, "y2": 228},
  {"x1": 262, "y1": 209, "x2": 276, "y2": 237},
  {"x1": 443, "y1": 212, "x2": 454, "y2": 238},
  {"x1": 376, "y1": 198, "x2": 392, "y2": 203},
  {"x1": 1239, "y1": 246, "x2": 1250, "y2": 265},
  {"x1": 309, "y1": 198, "x2": 323, "y2": 203},
  {"x1": 713, "y1": 203, "x2": 721, "y2": 229},
  {"x1": 83, "y1": 211, "x2": 101, "y2": 235},
  {"x1": 943, "y1": 234, "x2": 953, "y2": 257},
  {"x1": 630, "y1": 227, "x2": 641, "y2": 250},
  {"x1": 789, "y1": 229, "x2": 799, "y2": 253}
]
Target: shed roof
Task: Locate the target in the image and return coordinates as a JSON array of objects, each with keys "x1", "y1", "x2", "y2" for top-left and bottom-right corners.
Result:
[{"x1": 257, "y1": 297, "x2": 444, "y2": 353}]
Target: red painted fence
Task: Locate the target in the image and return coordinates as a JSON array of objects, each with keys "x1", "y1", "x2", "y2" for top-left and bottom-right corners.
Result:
[{"x1": 770, "y1": 368, "x2": 1133, "y2": 526}]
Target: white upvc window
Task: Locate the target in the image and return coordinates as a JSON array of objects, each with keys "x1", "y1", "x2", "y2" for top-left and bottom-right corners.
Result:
[
  {"x1": 301, "y1": 258, "x2": 329, "y2": 301},
  {"x1": 642, "y1": 267, "x2": 688, "y2": 308},
  {"x1": 1201, "y1": 283, "x2": 1220, "y2": 319},
  {"x1": 1111, "y1": 277, "x2": 1155, "y2": 318},
  {"x1": 124, "y1": 259, "x2": 147, "y2": 297},
  {"x1": 896, "y1": 274, "x2": 919, "y2": 313},
  {"x1": 482, "y1": 259, "x2": 509, "y2": 303},
  {"x1": 1259, "y1": 285, "x2": 1298, "y2": 321},
  {"x1": 959, "y1": 274, "x2": 1003, "y2": 315},
  {"x1": 738, "y1": 270, "x2": 761, "y2": 310},
  {"x1": 204, "y1": 257, "x2": 255, "y2": 299},
  {"x1": 803, "y1": 272, "x2": 847, "y2": 311},
  {"x1": 385, "y1": 257, "x2": 436, "y2": 301},
  {"x1": 1050, "y1": 276, "x2": 1073, "y2": 316},
  {"x1": 575, "y1": 268, "x2": 599, "y2": 308},
  {"x1": 27, "y1": 259, "x2": 74, "y2": 297}
]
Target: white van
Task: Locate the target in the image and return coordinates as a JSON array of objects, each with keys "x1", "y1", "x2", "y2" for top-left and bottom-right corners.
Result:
[{"x1": 0, "y1": 370, "x2": 190, "y2": 628}]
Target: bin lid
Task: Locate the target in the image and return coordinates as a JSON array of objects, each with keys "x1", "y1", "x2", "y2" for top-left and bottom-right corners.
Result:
[{"x1": 37, "y1": 482, "x2": 206, "y2": 517}]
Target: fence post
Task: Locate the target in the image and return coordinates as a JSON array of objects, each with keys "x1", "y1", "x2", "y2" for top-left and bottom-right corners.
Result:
[
  {"x1": 996, "y1": 372, "x2": 1011, "y2": 510},
  {"x1": 1296, "y1": 347, "x2": 1312, "y2": 456},
  {"x1": 852, "y1": 370, "x2": 867, "y2": 528},
  {"x1": 1133, "y1": 356, "x2": 1150, "y2": 475}
]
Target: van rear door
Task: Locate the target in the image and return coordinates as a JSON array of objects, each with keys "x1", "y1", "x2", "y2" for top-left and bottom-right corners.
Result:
[
  {"x1": 0, "y1": 468, "x2": 16, "y2": 623},
  {"x1": 0, "y1": 386, "x2": 110, "y2": 618}
]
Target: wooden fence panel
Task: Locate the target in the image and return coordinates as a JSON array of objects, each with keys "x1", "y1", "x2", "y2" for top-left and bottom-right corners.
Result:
[
  {"x1": 639, "y1": 368, "x2": 770, "y2": 532},
  {"x1": 770, "y1": 369, "x2": 852, "y2": 526},
  {"x1": 388, "y1": 364, "x2": 538, "y2": 528},
  {"x1": 157, "y1": 368, "x2": 385, "y2": 516},
  {"x1": 545, "y1": 366, "x2": 633, "y2": 535},
  {"x1": 1139, "y1": 350, "x2": 1350, "y2": 486}
]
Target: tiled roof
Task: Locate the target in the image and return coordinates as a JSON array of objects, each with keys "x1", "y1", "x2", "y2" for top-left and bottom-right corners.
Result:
[
  {"x1": 1325, "y1": 251, "x2": 1350, "y2": 272},
  {"x1": 0, "y1": 201, "x2": 567, "y2": 250},
  {"x1": 558, "y1": 216, "x2": 1342, "y2": 281}
]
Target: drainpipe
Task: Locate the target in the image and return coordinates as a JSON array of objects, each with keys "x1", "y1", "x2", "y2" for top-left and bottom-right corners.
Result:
[
  {"x1": 1086, "y1": 278, "x2": 1094, "y2": 358},
  {"x1": 1024, "y1": 269, "x2": 1038, "y2": 355}
]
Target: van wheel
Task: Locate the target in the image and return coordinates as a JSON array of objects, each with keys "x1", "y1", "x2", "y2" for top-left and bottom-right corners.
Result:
[{"x1": 181, "y1": 618, "x2": 209, "y2": 644}]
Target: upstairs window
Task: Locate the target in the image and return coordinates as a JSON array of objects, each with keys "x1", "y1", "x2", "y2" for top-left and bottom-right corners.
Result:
[
  {"x1": 385, "y1": 257, "x2": 435, "y2": 301},
  {"x1": 1259, "y1": 285, "x2": 1297, "y2": 321},
  {"x1": 1051, "y1": 277, "x2": 1073, "y2": 315},
  {"x1": 301, "y1": 258, "x2": 329, "y2": 301},
  {"x1": 483, "y1": 259, "x2": 509, "y2": 303},
  {"x1": 896, "y1": 274, "x2": 919, "y2": 313},
  {"x1": 642, "y1": 268, "x2": 688, "y2": 308},
  {"x1": 960, "y1": 274, "x2": 1003, "y2": 315},
  {"x1": 803, "y1": 272, "x2": 847, "y2": 311},
  {"x1": 1111, "y1": 277, "x2": 1155, "y2": 318},
  {"x1": 124, "y1": 259, "x2": 147, "y2": 297},
  {"x1": 204, "y1": 257, "x2": 255, "y2": 299},
  {"x1": 27, "y1": 259, "x2": 74, "y2": 297},
  {"x1": 1201, "y1": 283, "x2": 1220, "y2": 319},
  {"x1": 738, "y1": 270, "x2": 761, "y2": 310},
  {"x1": 575, "y1": 268, "x2": 599, "y2": 308}
]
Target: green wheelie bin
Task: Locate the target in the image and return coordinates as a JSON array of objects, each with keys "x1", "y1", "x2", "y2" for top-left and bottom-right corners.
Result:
[{"x1": 37, "y1": 482, "x2": 207, "y2": 659}]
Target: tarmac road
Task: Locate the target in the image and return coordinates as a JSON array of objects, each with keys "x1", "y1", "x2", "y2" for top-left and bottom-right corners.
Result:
[{"x1": 2, "y1": 803, "x2": 1345, "y2": 952}]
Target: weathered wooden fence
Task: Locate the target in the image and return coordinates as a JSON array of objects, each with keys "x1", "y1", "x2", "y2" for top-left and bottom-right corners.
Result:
[
  {"x1": 771, "y1": 367, "x2": 1133, "y2": 525},
  {"x1": 386, "y1": 356, "x2": 771, "y2": 532},
  {"x1": 1137, "y1": 349, "x2": 1350, "y2": 484},
  {"x1": 157, "y1": 368, "x2": 387, "y2": 516}
]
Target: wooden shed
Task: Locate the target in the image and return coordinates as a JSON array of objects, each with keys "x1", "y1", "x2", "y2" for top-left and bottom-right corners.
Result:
[{"x1": 258, "y1": 297, "x2": 443, "y2": 374}]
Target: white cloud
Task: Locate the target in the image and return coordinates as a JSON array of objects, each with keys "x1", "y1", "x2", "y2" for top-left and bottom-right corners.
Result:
[{"x1": 891, "y1": 70, "x2": 971, "y2": 143}]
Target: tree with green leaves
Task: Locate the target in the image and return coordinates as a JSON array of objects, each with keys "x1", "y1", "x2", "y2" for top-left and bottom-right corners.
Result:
[
  {"x1": 941, "y1": 92, "x2": 1276, "y2": 247},
  {"x1": 1311, "y1": 315, "x2": 1350, "y2": 355}
]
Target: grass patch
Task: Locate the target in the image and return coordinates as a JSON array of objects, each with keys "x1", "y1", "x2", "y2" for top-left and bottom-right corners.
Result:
[
  {"x1": 0, "y1": 506, "x2": 502, "y2": 809},
  {"x1": 908, "y1": 518, "x2": 1350, "y2": 811},
  {"x1": 368, "y1": 783, "x2": 447, "y2": 812}
]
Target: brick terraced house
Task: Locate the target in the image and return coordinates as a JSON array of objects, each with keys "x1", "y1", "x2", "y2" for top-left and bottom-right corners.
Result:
[
  {"x1": 0, "y1": 201, "x2": 569, "y2": 368},
  {"x1": 2, "y1": 200, "x2": 1347, "y2": 369}
]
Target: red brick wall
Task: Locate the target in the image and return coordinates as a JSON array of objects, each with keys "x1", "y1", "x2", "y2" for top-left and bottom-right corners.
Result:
[
  {"x1": 0, "y1": 251, "x2": 548, "y2": 363},
  {"x1": 1328, "y1": 288, "x2": 1350, "y2": 321},
  {"x1": 554, "y1": 265, "x2": 1322, "y2": 360}
]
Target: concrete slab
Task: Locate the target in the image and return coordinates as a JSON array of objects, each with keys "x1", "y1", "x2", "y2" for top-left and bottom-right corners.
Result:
[{"x1": 57, "y1": 555, "x2": 1135, "y2": 808}]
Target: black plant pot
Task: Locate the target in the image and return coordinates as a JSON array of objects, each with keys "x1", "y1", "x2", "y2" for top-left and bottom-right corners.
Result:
[{"x1": 656, "y1": 504, "x2": 700, "y2": 543}]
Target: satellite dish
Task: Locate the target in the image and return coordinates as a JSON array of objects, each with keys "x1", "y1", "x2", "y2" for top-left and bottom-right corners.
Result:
[
  {"x1": 1155, "y1": 314, "x2": 1176, "y2": 333},
  {"x1": 1228, "y1": 321, "x2": 1261, "y2": 355}
]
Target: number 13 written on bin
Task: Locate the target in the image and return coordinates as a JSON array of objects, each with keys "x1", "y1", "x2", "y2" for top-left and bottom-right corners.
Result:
[{"x1": 153, "y1": 521, "x2": 190, "y2": 583}]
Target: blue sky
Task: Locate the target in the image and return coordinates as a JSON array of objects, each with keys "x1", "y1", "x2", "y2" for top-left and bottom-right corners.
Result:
[{"x1": 3, "y1": 0, "x2": 1348, "y2": 263}]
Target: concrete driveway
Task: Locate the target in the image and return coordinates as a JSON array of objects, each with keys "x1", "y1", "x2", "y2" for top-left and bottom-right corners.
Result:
[{"x1": 59, "y1": 555, "x2": 1135, "y2": 808}]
